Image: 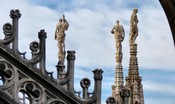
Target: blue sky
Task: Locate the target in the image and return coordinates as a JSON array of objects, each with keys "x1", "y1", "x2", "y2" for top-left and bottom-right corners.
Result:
[{"x1": 0, "y1": 0, "x2": 175, "y2": 104}]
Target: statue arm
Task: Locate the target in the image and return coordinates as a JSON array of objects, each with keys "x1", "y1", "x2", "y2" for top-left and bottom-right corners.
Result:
[
  {"x1": 111, "y1": 26, "x2": 115, "y2": 34},
  {"x1": 55, "y1": 25, "x2": 58, "y2": 40},
  {"x1": 65, "y1": 19, "x2": 69, "y2": 25},
  {"x1": 130, "y1": 14, "x2": 137, "y2": 26},
  {"x1": 136, "y1": 15, "x2": 139, "y2": 23},
  {"x1": 130, "y1": 16, "x2": 134, "y2": 26},
  {"x1": 122, "y1": 28, "x2": 125, "y2": 41},
  {"x1": 64, "y1": 19, "x2": 69, "y2": 30}
]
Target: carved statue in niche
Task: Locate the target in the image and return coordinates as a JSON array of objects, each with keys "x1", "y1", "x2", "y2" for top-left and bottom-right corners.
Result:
[
  {"x1": 55, "y1": 15, "x2": 69, "y2": 63},
  {"x1": 111, "y1": 20, "x2": 125, "y2": 62},
  {"x1": 130, "y1": 8, "x2": 138, "y2": 45}
]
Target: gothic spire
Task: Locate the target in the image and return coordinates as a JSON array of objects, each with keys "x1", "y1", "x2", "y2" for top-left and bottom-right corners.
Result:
[
  {"x1": 125, "y1": 8, "x2": 144, "y2": 104},
  {"x1": 111, "y1": 20, "x2": 125, "y2": 103}
]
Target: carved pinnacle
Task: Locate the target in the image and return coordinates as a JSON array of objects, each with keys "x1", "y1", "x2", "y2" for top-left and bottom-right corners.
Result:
[
  {"x1": 93, "y1": 69, "x2": 103, "y2": 80},
  {"x1": 10, "y1": 9, "x2": 21, "y2": 19},
  {"x1": 67, "y1": 51, "x2": 75, "y2": 60},
  {"x1": 38, "y1": 29, "x2": 47, "y2": 39}
]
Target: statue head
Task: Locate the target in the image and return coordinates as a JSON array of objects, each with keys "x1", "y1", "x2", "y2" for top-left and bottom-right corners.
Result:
[
  {"x1": 133, "y1": 8, "x2": 138, "y2": 13},
  {"x1": 116, "y1": 20, "x2": 119, "y2": 24},
  {"x1": 59, "y1": 19, "x2": 62, "y2": 23}
]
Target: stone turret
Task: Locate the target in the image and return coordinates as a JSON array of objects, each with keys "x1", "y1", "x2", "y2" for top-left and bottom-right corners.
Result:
[{"x1": 125, "y1": 44, "x2": 144, "y2": 104}]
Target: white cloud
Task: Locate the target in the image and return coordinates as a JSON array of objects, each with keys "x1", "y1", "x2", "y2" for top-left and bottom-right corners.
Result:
[
  {"x1": 1, "y1": 0, "x2": 174, "y2": 71},
  {"x1": 146, "y1": 99, "x2": 175, "y2": 104},
  {"x1": 137, "y1": 6, "x2": 175, "y2": 70},
  {"x1": 143, "y1": 80, "x2": 175, "y2": 96}
]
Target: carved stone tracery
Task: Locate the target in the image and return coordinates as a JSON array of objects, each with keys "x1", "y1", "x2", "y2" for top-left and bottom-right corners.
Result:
[
  {"x1": 17, "y1": 79, "x2": 43, "y2": 104},
  {"x1": 0, "y1": 9, "x2": 103, "y2": 104},
  {"x1": 0, "y1": 59, "x2": 18, "y2": 95}
]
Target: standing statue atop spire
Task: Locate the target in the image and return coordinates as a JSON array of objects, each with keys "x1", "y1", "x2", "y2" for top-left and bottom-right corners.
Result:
[
  {"x1": 111, "y1": 20, "x2": 125, "y2": 63},
  {"x1": 111, "y1": 20, "x2": 125, "y2": 102},
  {"x1": 130, "y1": 8, "x2": 138, "y2": 45},
  {"x1": 55, "y1": 15, "x2": 69, "y2": 63}
]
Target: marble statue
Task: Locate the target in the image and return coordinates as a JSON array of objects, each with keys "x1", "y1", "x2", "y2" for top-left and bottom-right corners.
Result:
[
  {"x1": 55, "y1": 15, "x2": 69, "y2": 63},
  {"x1": 111, "y1": 20, "x2": 125, "y2": 62},
  {"x1": 130, "y1": 8, "x2": 138, "y2": 45}
]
